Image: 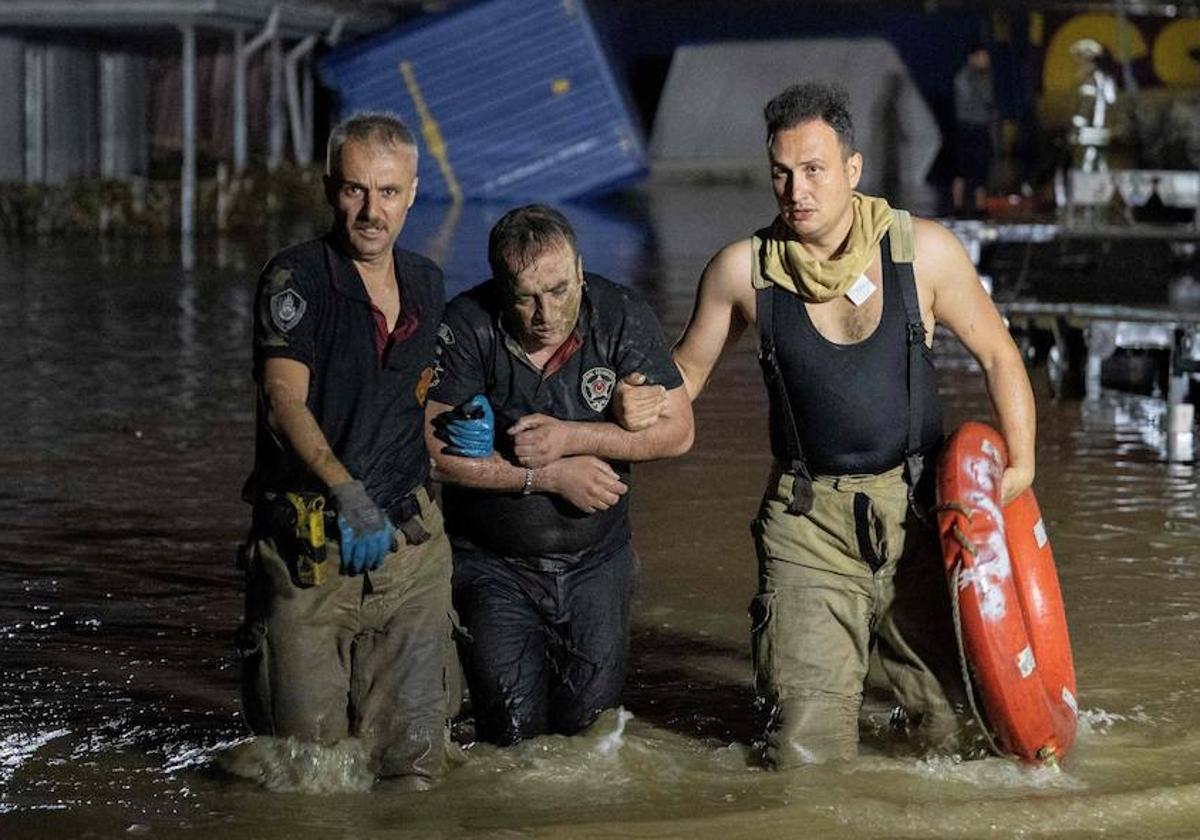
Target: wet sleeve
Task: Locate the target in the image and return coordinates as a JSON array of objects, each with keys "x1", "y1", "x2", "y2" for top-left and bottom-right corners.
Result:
[
  {"x1": 252, "y1": 260, "x2": 317, "y2": 377},
  {"x1": 428, "y1": 300, "x2": 488, "y2": 409},
  {"x1": 613, "y1": 291, "x2": 684, "y2": 390}
]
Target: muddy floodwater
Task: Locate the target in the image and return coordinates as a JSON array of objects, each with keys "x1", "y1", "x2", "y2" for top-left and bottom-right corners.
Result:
[{"x1": 2, "y1": 184, "x2": 1198, "y2": 839}]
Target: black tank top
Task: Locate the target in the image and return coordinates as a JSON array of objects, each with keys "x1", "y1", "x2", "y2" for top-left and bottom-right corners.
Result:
[{"x1": 759, "y1": 232, "x2": 942, "y2": 475}]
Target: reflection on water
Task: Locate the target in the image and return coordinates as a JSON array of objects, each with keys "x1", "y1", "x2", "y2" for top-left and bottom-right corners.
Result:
[{"x1": 1, "y1": 184, "x2": 1198, "y2": 838}]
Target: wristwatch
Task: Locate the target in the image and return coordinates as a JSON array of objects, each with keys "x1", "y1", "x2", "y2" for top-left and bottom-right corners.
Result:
[{"x1": 522, "y1": 467, "x2": 535, "y2": 495}]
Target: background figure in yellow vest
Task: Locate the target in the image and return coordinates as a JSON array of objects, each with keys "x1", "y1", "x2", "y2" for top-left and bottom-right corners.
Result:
[{"x1": 616, "y1": 82, "x2": 1036, "y2": 766}]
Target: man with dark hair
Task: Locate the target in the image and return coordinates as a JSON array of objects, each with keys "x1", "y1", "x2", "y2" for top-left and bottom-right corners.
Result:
[
  {"x1": 619, "y1": 81, "x2": 1036, "y2": 765},
  {"x1": 237, "y1": 111, "x2": 454, "y2": 788},
  {"x1": 763, "y1": 82, "x2": 856, "y2": 150},
  {"x1": 424, "y1": 203, "x2": 694, "y2": 745}
]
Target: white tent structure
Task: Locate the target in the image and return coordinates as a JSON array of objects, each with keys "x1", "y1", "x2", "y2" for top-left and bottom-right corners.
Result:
[{"x1": 650, "y1": 38, "x2": 942, "y2": 207}]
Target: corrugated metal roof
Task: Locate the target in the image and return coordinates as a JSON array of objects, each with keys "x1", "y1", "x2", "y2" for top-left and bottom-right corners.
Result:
[{"x1": 0, "y1": 0, "x2": 394, "y2": 37}]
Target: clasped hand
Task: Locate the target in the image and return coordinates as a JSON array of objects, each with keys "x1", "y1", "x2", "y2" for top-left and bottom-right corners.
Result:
[
  {"x1": 612, "y1": 372, "x2": 667, "y2": 431},
  {"x1": 440, "y1": 394, "x2": 495, "y2": 458},
  {"x1": 508, "y1": 414, "x2": 574, "y2": 468}
]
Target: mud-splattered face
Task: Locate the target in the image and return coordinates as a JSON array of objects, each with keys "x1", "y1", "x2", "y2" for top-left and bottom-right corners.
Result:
[{"x1": 502, "y1": 239, "x2": 584, "y2": 354}]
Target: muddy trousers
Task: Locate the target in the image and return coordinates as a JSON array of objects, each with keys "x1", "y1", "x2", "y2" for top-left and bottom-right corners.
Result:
[
  {"x1": 751, "y1": 465, "x2": 965, "y2": 767},
  {"x1": 452, "y1": 542, "x2": 637, "y2": 746},
  {"x1": 237, "y1": 487, "x2": 454, "y2": 787}
]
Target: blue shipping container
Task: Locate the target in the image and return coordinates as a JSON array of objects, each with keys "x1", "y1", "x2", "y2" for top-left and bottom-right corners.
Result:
[{"x1": 319, "y1": 0, "x2": 645, "y2": 203}]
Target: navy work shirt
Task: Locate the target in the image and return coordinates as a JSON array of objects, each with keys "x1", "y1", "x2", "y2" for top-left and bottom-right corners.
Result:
[
  {"x1": 244, "y1": 233, "x2": 445, "y2": 517},
  {"x1": 430, "y1": 273, "x2": 682, "y2": 568}
]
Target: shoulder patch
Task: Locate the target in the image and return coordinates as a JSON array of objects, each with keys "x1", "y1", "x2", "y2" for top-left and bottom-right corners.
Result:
[
  {"x1": 416, "y1": 367, "x2": 435, "y2": 406},
  {"x1": 270, "y1": 288, "x2": 307, "y2": 333},
  {"x1": 581, "y1": 366, "x2": 617, "y2": 413}
]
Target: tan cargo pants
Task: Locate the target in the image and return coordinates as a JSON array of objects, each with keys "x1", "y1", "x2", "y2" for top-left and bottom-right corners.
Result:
[
  {"x1": 751, "y1": 464, "x2": 965, "y2": 767},
  {"x1": 237, "y1": 487, "x2": 456, "y2": 788}
]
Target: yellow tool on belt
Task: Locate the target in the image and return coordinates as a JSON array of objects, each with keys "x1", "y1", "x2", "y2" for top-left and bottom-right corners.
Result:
[{"x1": 284, "y1": 492, "x2": 328, "y2": 586}]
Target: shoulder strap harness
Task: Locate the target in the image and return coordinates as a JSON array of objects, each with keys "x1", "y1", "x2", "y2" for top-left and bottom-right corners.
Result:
[{"x1": 756, "y1": 209, "x2": 929, "y2": 516}]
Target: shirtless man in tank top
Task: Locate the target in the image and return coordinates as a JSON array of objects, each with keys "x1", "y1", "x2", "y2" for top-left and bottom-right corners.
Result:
[{"x1": 618, "y1": 82, "x2": 1036, "y2": 766}]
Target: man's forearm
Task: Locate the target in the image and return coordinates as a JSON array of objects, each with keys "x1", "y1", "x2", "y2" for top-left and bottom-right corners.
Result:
[
  {"x1": 431, "y1": 450, "x2": 529, "y2": 493},
  {"x1": 427, "y1": 398, "x2": 527, "y2": 492},
  {"x1": 984, "y1": 352, "x2": 1037, "y2": 472},
  {"x1": 673, "y1": 355, "x2": 707, "y2": 402},
  {"x1": 563, "y1": 420, "x2": 687, "y2": 462},
  {"x1": 567, "y1": 388, "x2": 693, "y2": 461},
  {"x1": 268, "y1": 393, "x2": 353, "y2": 489}
]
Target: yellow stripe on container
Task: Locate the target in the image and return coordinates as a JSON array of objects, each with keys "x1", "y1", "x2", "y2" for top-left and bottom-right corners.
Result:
[{"x1": 399, "y1": 60, "x2": 463, "y2": 204}]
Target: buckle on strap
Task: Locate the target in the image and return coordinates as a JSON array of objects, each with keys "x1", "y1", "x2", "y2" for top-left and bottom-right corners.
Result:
[
  {"x1": 397, "y1": 516, "x2": 431, "y2": 546},
  {"x1": 903, "y1": 452, "x2": 935, "y2": 526},
  {"x1": 903, "y1": 452, "x2": 925, "y2": 488},
  {"x1": 906, "y1": 321, "x2": 926, "y2": 346},
  {"x1": 387, "y1": 492, "x2": 421, "y2": 524},
  {"x1": 386, "y1": 485, "x2": 432, "y2": 545},
  {"x1": 785, "y1": 462, "x2": 814, "y2": 516}
]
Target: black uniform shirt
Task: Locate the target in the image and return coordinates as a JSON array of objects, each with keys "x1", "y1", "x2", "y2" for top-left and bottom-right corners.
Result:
[
  {"x1": 245, "y1": 233, "x2": 445, "y2": 516},
  {"x1": 431, "y1": 273, "x2": 682, "y2": 568}
]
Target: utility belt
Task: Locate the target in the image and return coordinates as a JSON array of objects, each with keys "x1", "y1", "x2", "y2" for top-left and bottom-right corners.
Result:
[
  {"x1": 775, "y1": 450, "x2": 938, "y2": 519},
  {"x1": 242, "y1": 481, "x2": 433, "y2": 587},
  {"x1": 385, "y1": 483, "x2": 434, "y2": 547}
]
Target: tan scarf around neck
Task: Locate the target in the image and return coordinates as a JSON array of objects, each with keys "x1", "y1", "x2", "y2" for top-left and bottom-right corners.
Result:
[{"x1": 760, "y1": 193, "x2": 894, "y2": 302}]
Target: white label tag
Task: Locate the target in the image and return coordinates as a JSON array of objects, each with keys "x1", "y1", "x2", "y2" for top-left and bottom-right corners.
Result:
[
  {"x1": 1034, "y1": 518, "x2": 1048, "y2": 549},
  {"x1": 845, "y1": 274, "x2": 876, "y2": 306},
  {"x1": 1017, "y1": 645, "x2": 1036, "y2": 678}
]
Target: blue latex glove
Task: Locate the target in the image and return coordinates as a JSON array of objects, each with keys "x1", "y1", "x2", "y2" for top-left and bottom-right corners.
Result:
[
  {"x1": 329, "y1": 480, "x2": 396, "y2": 575},
  {"x1": 443, "y1": 394, "x2": 495, "y2": 458}
]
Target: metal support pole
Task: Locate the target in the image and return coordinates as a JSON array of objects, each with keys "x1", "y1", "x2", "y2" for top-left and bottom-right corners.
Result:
[
  {"x1": 235, "y1": 6, "x2": 279, "y2": 173},
  {"x1": 23, "y1": 44, "x2": 45, "y2": 184},
  {"x1": 285, "y1": 34, "x2": 318, "y2": 165},
  {"x1": 268, "y1": 36, "x2": 284, "y2": 171},
  {"x1": 303, "y1": 53, "x2": 313, "y2": 157},
  {"x1": 1085, "y1": 352, "x2": 1102, "y2": 401},
  {"x1": 1166, "y1": 328, "x2": 1196, "y2": 462},
  {"x1": 1114, "y1": 0, "x2": 1138, "y2": 95},
  {"x1": 233, "y1": 29, "x2": 247, "y2": 172},
  {"x1": 100, "y1": 53, "x2": 117, "y2": 179},
  {"x1": 181, "y1": 24, "x2": 196, "y2": 250}
]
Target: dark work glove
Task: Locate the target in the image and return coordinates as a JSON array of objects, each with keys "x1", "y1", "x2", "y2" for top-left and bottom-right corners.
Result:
[
  {"x1": 441, "y1": 394, "x2": 495, "y2": 458},
  {"x1": 329, "y1": 480, "x2": 396, "y2": 575}
]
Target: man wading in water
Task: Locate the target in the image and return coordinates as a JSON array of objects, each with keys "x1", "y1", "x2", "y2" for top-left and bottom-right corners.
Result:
[
  {"x1": 237, "y1": 112, "x2": 454, "y2": 788},
  {"x1": 425, "y1": 205, "x2": 693, "y2": 745},
  {"x1": 617, "y1": 82, "x2": 1036, "y2": 765}
]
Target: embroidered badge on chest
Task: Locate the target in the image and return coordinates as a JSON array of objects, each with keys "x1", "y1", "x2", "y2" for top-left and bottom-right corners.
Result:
[
  {"x1": 270, "y1": 288, "x2": 307, "y2": 333},
  {"x1": 581, "y1": 366, "x2": 617, "y2": 412}
]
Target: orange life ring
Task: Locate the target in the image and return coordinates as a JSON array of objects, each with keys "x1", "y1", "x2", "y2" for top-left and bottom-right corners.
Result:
[{"x1": 936, "y1": 421, "x2": 1078, "y2": 765}]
